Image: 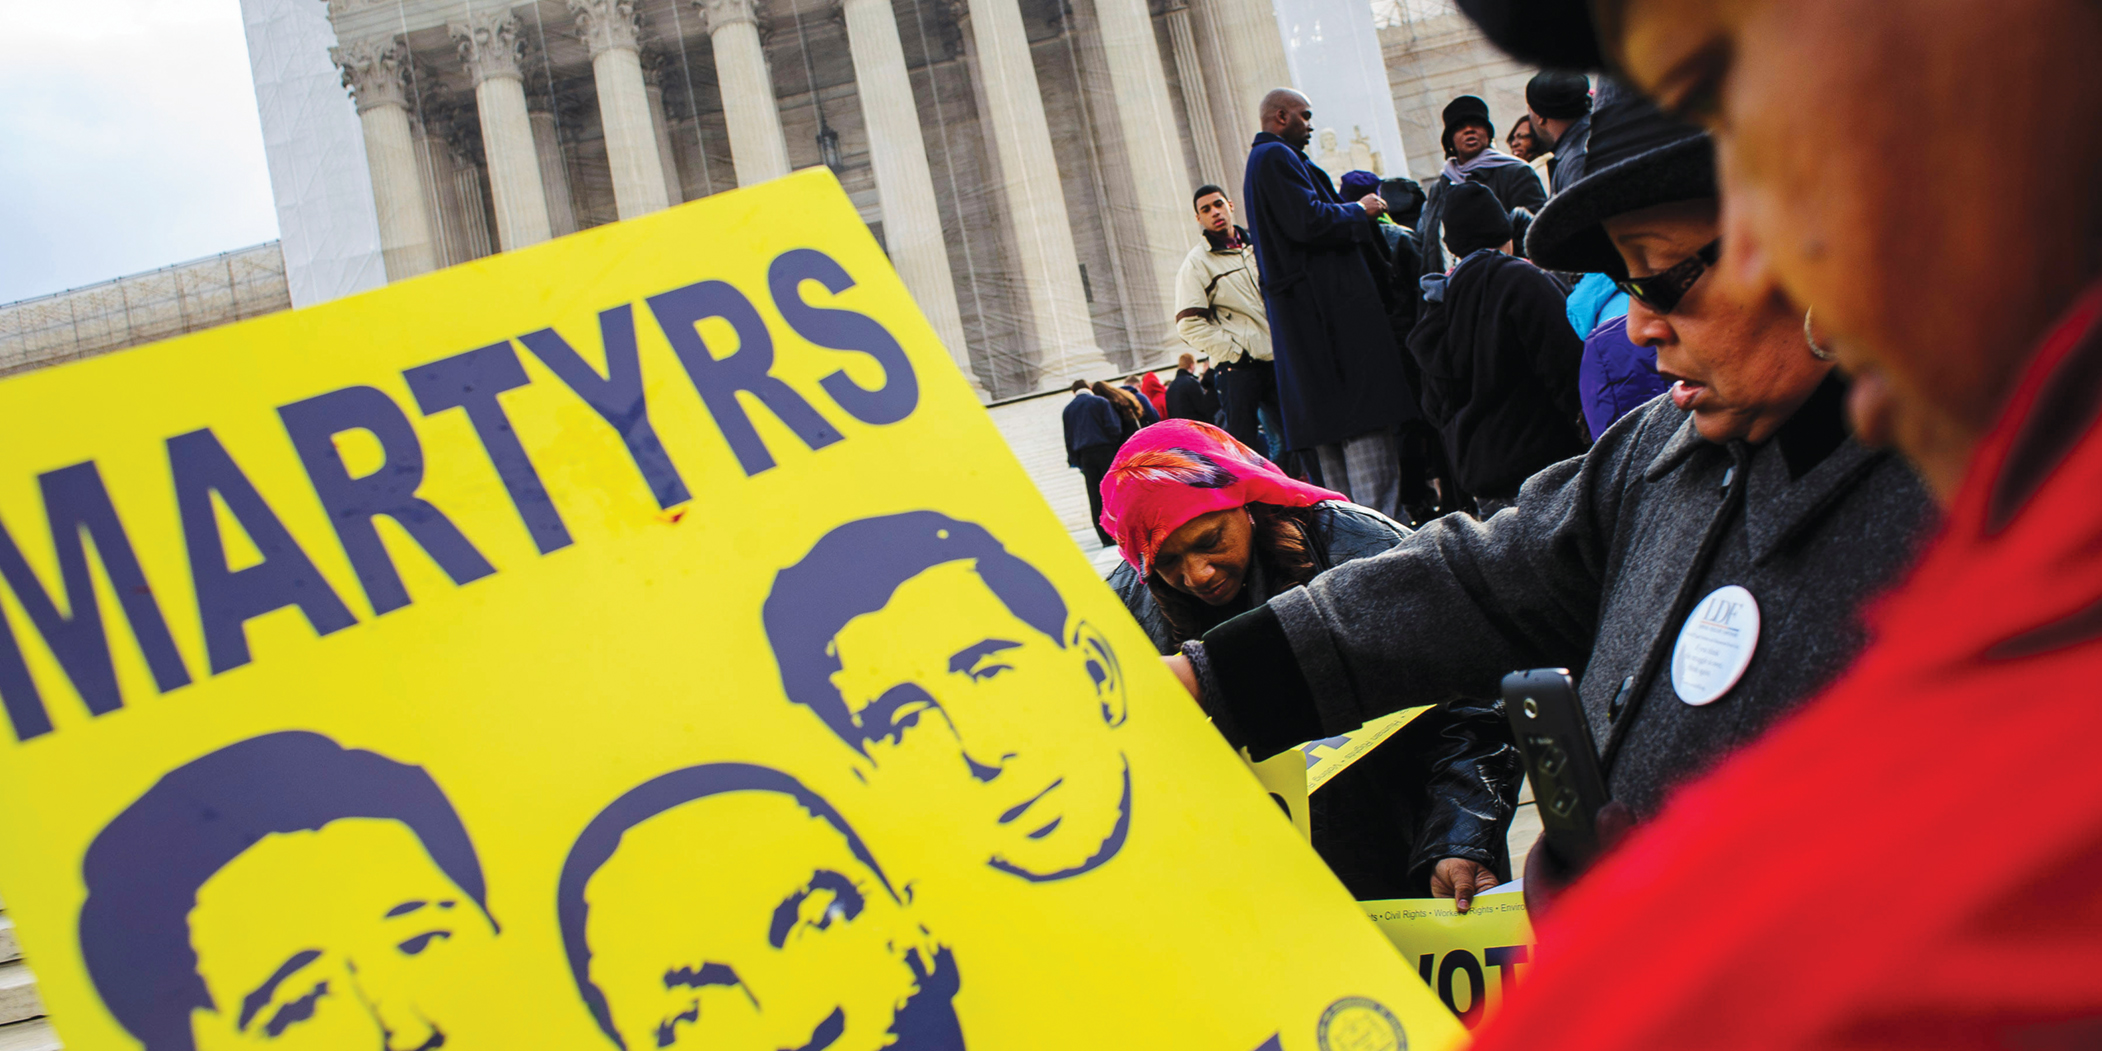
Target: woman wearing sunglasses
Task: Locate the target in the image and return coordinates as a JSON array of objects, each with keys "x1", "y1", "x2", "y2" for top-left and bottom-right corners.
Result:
[{"x1": 1162, "y1": 90, "x2": 1936, "y2": 909}]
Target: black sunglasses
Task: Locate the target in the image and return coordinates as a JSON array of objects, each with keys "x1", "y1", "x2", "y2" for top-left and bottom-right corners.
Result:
[{"x1": 1615, "y1": 239, "x2": 1720, "y2": 314}]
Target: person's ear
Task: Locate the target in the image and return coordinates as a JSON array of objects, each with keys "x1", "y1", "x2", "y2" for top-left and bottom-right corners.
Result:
[{"x1": 1069, "y1": 620, "x2": 1128, "y2": 727}]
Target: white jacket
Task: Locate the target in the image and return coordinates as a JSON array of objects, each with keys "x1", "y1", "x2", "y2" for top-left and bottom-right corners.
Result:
[{"x1": 1173, "y1": 227, "x2": 1272, "y2": 363}]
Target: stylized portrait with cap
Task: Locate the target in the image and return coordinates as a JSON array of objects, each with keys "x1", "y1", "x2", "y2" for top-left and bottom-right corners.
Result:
[
  {"x1": 78, "y1": 731, "x2": 500, "y2": 1051},
  {"x1": 763, "y1": 511, "x2": 1131, "y2": 882},
  {"x1": 557, "y1": 763, "x2": 964, "y2": 1051}
]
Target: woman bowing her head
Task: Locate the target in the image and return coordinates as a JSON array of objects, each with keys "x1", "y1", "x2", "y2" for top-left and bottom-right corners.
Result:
[{"x1": 1099, "y1": 419, "x2": 1523, "y2": 907}]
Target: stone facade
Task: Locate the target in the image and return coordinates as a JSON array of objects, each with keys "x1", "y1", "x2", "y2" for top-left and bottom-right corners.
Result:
[{"x1": 1376, "y1": 0, "x2": 1537, "y2": 182}]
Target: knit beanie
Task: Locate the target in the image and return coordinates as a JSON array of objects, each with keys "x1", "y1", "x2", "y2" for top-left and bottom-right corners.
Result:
[
  {"x1": 1526, "y1": 71, "x2": 1592, "y2": 120},
  {"x1": 1441, "y1": 181, "x2": 1514, "y2": 257},
  {"x1": 1338, "y1": 170, "x2": 1382, "y2": 201}
]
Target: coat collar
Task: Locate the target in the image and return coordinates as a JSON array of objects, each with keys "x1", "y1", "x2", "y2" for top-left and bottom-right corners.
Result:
[
  {"x1": 1642, "y1": 410, "x2": 1707, "y2": 481},
  {"x1": 1203, "y1": 225, "x2": 1252, "y2": 252},
  {"x1": 1251, "y1": 131, "x2": 1307, "y2": 161},
  {"x1": 1641, "y1": 401, "x2": 1894, "y2": 565},
  {"x1": 1742, "y1": 437, "x2": 1889, "y2": 565}
]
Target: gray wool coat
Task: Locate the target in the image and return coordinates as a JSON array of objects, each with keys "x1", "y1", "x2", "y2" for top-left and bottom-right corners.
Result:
[{"x1": 1187, "y1": 384, "x2": 1937, "y2": 818}]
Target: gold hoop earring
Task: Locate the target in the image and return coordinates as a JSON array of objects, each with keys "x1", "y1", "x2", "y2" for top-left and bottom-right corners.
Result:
[{"x1": 1804, "y1": 308, "x2": 1836, "y2": 361}]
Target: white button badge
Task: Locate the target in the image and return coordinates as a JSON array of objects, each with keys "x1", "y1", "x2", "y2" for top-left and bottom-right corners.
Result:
[{"x1": 1670, "y1": 584, "x2": 1761, "y2": 706}]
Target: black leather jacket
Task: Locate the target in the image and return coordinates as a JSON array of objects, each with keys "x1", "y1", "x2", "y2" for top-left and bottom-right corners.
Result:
[{"x1": 1109, "y1": 502, "x2": 1522, "y2": 897}]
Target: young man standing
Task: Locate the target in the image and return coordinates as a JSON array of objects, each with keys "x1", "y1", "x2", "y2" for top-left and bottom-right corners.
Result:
[{"x1": 1174, "y1": 185, "x2": 1277, "y2": 454}]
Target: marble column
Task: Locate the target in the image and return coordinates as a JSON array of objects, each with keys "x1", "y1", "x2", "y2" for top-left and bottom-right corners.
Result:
[
  {"x1": 570, "y1": 0, "x2": 673, "y2": 218},
  {"x1": 642, "y1": 62, "x2": 688, "y2": 204},
  {"x1": 454, "y1": 161, "x2": 496, "y2": 259},
  {"x1": 1182, "y1": 0, "x2": 1247, "y2": 184},
  {"x1": 699, "y1": 0, "x2": 791, "y2": 185},
  {"x1": 527, "y1": 101, "x2": 581, "y2": 236},
  {"x1": 1163, "y1": 1, "x2": 1225, "y2": 188},
  {"x1": 412, "y1": 117, "x2": 464, "y2": 266},
  {"x1": 332, "y1": 37, "x2": 438, "y2": 280},
  {"x1": 450, "y1": 11, "x2": 553, "y2": 250},
  {"x1": 838, "y1": 0, "x2": 983, "y2": 396},
  {"x1": 1203, "y1": 0, "x2": 1290, "y2": 162},
  {"x1": 1086, "y1": 0, "x2": 1194, "y2": 358},
  {"x1": 957, "y1": 0, "x2": 1114, "y2": 382}
]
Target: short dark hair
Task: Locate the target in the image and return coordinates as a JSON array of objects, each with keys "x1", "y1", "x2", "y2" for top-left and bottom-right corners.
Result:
[
  {"x1": 1070, "y1": 379, "x2": 1090, "y2": 392},
  {"x1": 79, "y1": 732, "x2": 490, "y2": 1051},
  {"x1": 1192, "y1": 184, "x2": 1228, "y2": 208},
  {"x1": 764, "y1": 512, "x2": 1067, "y2": 752},
  {"x1": 557, "y1": 763, "x2": 893, "y2": 1049}
]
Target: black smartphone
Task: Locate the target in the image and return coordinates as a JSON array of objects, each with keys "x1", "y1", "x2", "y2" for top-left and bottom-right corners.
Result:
[{"x1": 1501, "y1": 668, "x2": 1611, "y2": 870}]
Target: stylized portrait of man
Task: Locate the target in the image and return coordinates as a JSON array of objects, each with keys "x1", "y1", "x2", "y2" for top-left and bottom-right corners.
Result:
[
  {"x1": 763, "y1": 511, "x2": 1131, "y2": 882},
  {"x1": 78, "y1": 731, "x2": 499, "y2": 1051},
  {"x1": 557, "y1": 763, "x2": 964, "y2": 1051}
]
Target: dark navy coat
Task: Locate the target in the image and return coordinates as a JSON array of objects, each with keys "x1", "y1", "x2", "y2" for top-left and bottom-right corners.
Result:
[
  {"x1": 1061, "y1": 391, "x2": 1122, "y2": 465},
  {"x1": 1242, "y1": 132, "x2": 1411, "y2": 450}
]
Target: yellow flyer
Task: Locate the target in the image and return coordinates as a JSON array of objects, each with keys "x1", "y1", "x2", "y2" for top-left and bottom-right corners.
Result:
[
  {"x1": 0, "y1": 169, "x2": 1461, "y2": 1051},
  {"x1": 1362, "y1": 892, "x2": 1536, "y2": 1030},
  {"x1": 1244, "y1": 748, "x2": 1311, "y2": 841},
  {"x1": 1301, "y1": 707, "x2": 1429, "y2": 792}
]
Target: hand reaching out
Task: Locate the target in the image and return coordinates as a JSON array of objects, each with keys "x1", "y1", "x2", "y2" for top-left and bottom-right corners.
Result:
[{"x1": 1431, "y1": 857, "x2": 1501, "y2": 913}]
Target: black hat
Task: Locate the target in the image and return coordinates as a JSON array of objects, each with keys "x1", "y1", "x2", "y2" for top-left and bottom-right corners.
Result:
[
  {"x1": 1525, "y1": 90, "x2": 1714, "y2": 277},
  {"x1": 1526, "y1": 71, "x2": 1592, "y2": 120},
  {"x1": 1456, "y1": 0, "x2": 1606, "y2": 71},
  {"x1": 1441, "y1": 182, "x2": 1514, "y2": 258},
  {"x1": 1440, "y1": 95, "x2": 1495, "y2": 156},
  {"x1": 1381, "y1": 177, "x2": 1426, "y2": 228}
]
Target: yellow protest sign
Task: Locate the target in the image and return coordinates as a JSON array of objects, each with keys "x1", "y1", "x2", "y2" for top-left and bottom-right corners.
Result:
[
  {"x1": 1361, "y1": 892, "x2": 1536, "y2": 1030},
  {"x1": 0, "y1": 169, "x2": 1461, "y2": 1051},
  {"x1": 1244, "y1": 748, "x2": 1312, "y2": 841},
  {"x1": 1300, "y1": 707, "x2": 1429, "y2": 792}
]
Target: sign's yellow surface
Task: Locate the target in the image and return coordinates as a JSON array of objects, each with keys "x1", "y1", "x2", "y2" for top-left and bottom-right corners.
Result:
[
  {"x1": 1362, "y1": 894, "x2": 1536, "y2": 1032},
  {"x1": 0, "y1": 170, "x2": 1461, "y2": 1051}
]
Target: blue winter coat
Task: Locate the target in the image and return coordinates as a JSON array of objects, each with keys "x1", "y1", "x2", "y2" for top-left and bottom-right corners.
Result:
[
  {"x1": 1577, "y1": 315, "x2": 1673, "y2": 440},
  {"x1": 1242, "y1": 132, "x2": 1410, "y2": 450},
  {"x1": 1565, "y1": 271, "x2": 1629, "y2": 338}
]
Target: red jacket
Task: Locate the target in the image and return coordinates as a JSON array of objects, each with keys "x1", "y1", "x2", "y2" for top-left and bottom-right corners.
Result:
[
  {"x1": 1471, "y1": 282, "x2": 2102, "y2": 1050},
  {"x1": 1139, "y1": 371, "x2": 1169, "y2": 419}
]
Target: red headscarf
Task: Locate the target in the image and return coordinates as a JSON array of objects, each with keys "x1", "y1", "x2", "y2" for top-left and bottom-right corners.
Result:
[
  {"x1": 1138, "y1": 372, "x2": 1169, "y2": 419},
  {"x1": 1470, "y1": 282, "x2": 2102, "y2": 1049},
  {"x1": 1098, "y1": 419, "x2": 1342, "y2": 577}
]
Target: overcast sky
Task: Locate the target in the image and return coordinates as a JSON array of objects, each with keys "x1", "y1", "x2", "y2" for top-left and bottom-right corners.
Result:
[{"x1": 0, "y1": 0, "x2": 279, "y2": 304}]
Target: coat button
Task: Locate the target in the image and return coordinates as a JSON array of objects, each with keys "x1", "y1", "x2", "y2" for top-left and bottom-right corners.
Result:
[{"x1": 1607, "y1": 675, "x2": 1636, "y2": 722}]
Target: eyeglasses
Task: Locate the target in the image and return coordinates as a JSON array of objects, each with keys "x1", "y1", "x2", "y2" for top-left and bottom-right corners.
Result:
[{"x1": 1614, "y1": 239, "x2": 1720, "y2": 314}]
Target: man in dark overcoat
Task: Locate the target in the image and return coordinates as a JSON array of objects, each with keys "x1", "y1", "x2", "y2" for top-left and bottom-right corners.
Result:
[{"x1": 1241, "y1": 87, "x2": 1413, "y2": 519}]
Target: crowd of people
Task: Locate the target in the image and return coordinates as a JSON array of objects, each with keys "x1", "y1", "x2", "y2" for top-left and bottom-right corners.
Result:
[
  {"x1": 1056, "y1": 0, "x2": 2102, "y2": 1040},
  {"x1": 1064, "y1": 67, "x2": 1654, "y2": 531}
]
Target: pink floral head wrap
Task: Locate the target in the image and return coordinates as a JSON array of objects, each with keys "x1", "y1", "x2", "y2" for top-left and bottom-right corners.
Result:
[{"x1": 1098, "y1": 419, "x2": 1344, "y2": 576}]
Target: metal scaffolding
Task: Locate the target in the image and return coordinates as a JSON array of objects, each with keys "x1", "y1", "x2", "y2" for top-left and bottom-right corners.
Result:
[{"x1": 0, "y1": 242, "x2": 292, "y2": 378}]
